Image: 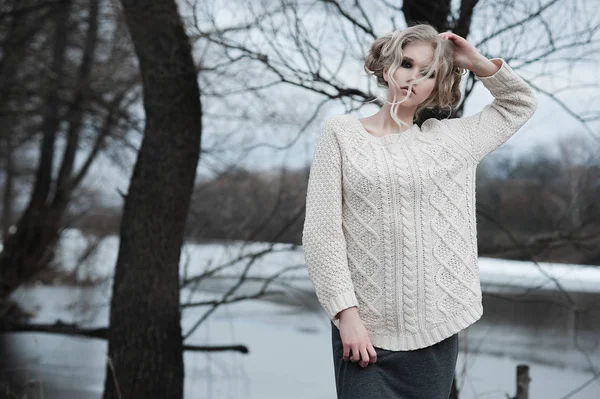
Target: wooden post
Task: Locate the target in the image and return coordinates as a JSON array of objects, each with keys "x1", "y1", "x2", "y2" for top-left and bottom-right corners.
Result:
[{"x1": 515, "y1": 364, "x2": 531, "y2": 399}]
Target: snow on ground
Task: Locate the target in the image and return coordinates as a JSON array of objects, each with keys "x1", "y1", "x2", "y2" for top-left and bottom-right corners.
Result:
[
  {"x1": 54, "y1": 229, "x2": 600, "y2": 294},
  {"x1": 6, "y1": 285, "x2": 600, "y2": 399},
  {"x1": 4, "y1": 229, "x2": 599, "y2": 398}
]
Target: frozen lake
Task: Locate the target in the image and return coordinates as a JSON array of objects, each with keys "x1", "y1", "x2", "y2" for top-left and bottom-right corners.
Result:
[{"x1": 2, "y1": 232, "x2": 600, "y2": 398}]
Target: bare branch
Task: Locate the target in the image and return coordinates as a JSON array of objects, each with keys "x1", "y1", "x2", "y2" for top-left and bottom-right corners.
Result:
[
  {"x1": 525, "y1": 78, "x2": 600, "y2": 142},
  {"x1": 0, "y1": 321, "x2": 249, "y2": 353},
  {"x1": 180, "y1": 289, "x2": 286, "y2": 308},
  {"x1": 475, "y1": 0, "x2": 562, "y2": 48},
  {"x1": 319, "y1": 0, "x2": 376, "y2": 38}
]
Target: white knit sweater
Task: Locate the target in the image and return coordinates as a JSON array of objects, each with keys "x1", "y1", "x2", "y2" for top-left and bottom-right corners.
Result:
[{"x1": 302, "y1": 58, "x2": 537, "y2": 351}]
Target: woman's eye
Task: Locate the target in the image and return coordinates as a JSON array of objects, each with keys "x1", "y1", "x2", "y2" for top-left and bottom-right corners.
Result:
[
  {"x1": 401, "y1": 61, "x2": 412, "y2": 68},
  {"x1": 421, "y1": 70, "x2": 436, "y2": 79}
]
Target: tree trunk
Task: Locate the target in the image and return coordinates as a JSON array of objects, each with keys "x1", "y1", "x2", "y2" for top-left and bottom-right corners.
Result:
[
  {"x1": 53, "y1": 0, "x2": 100, "y2": 210},
  {"x1": 102, "y1": 0, "x2": 202, "y2": 398},
  {"x1": 402, "y1": 0, "x2": 451, "y2": 32}
]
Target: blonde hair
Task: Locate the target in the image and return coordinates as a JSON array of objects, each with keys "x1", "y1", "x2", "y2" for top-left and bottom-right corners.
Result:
[{"x1": 364, "y1": 24, "x2": 463, "y2": 129}]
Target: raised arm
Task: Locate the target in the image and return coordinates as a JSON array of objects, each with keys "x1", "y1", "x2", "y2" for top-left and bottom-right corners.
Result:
[
  {"x1": 444, "y1": 58, "x2": 538, "y2": 162},
  {"x1": 302, "y1": 117, "x2": 358, "y2": 321},
  {"x1": 435, "y1": 32, "x2": 537, "y2": 162}
]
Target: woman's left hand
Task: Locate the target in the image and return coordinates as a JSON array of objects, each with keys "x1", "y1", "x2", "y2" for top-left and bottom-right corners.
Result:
[{"x1": 439, "y1": 32, "x2": 499, "y2": 77}]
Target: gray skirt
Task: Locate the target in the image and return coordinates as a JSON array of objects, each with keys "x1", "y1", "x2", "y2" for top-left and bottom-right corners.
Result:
[{"x1": 331, "y1": 322, "x2": 458, "y2": 399}]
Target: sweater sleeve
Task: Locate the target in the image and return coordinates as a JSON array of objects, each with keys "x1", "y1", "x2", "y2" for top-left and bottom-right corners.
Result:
[
  {"x1": 302, "y1": 116, "x2": 359, "y2": 321},
  {"x1": 443, "y1": 58, "x2": 538, "y2": 162}
]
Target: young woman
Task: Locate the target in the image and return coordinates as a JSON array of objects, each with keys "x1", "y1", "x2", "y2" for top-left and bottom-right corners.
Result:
[{"x1": 301, "y1": 24, "x2": 537, "y2": 398}]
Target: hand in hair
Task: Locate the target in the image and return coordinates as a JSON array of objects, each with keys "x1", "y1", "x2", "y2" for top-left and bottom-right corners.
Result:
[{"x1": 439, "y1": 32, "x2": 498, "y2": 77}]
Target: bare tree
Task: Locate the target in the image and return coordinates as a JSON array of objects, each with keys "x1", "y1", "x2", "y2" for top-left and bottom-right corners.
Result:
[
  {"x1": 0, "y1": 0, "x2": 75, "y2": 298},
  {"x1": 0, "y1": 0, "x2": 139, "y2": 303},
  {"x1": 190, "y1": 0, "x2": 597, "y2": 142},
  {"x1": 1, "y1": 1, "x2": 598, "y2": 397},
  {"x1": 476, "y1": 134, "x2": 600, "y2": 264},
  {"x1": 102, "y1": 0, "x2": 202, "y2": 397},
  {"x1": 181, "y1": 1, "x2": 599, "y2": 397}
]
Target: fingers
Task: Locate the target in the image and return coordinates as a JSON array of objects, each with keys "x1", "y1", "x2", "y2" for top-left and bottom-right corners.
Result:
[
  {"x1": 439, "y1": 31, "x2": 459, "y2": 38},
  {"x1": 359, "y1": 347, "x2": 370, "y2": 368},
  {"x1": 350, "y1": 345, "x2": 360, "y2": 363},
  {"x1": 338, "y1": 320, "x2": 377, "y2": 368},
  {"x1": 439, "y1": 32, "x2": 465, "y2": 43},
  {"x1": 344, "y1": 343, "x2": 377, "y2": 368},
  {"x1": 367, "y1": 343, "x2": 378, "y2": 364},
  {"x1": 342, "y1": 344, "x2": 350, "y2": 362}
]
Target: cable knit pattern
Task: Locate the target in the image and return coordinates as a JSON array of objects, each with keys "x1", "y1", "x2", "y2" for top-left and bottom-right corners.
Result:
[
  {"x1": 302, "y1": 58, "x2": 537, "y2": 350},
  {"x1": 392, "y1": 147, "x2": 418, "y2": 335},
  {"x1": 341, "y1": 141, "x2": 384, "y2": 325},
  {"x1": 373, "y1": 148, "x2": 397, "y2": 333}
]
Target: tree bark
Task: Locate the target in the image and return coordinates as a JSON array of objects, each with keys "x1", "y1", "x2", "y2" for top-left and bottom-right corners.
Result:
[
  {"x1": 402, "y1": 0, "x2": 451, "y2": 32},
  {"x1": 102, "y1": 0, "x2": 202, "y2": 398},
  {"x1": 453, "y1": 0, "x2": 480, "y2": 38}
]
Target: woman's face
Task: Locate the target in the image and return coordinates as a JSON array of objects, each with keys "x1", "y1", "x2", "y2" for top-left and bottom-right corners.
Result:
[{"x1": 384, "y1": 41, "x2": 438, "y2": 106}]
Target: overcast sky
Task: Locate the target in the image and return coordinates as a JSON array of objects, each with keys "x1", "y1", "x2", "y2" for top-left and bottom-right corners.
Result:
[
  {"x1": 192, "y1": 0, "x2": 600, "y2": 169},
  {"x1": 91, "y1": 0, "x2": 600, "y2": 205}
]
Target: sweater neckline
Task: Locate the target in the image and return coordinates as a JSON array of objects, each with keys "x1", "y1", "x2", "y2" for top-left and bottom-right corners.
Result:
[{"x1": 350, "y1": 114, "x2": 419, "y2": 145}]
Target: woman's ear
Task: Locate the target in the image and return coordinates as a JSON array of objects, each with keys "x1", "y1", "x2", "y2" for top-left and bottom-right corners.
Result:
[{"x1": 383, "y1": 67, "x2": 388, "y2": 82}]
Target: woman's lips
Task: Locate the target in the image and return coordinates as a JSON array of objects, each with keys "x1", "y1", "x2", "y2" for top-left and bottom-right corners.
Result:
[{"x1": 401, "y1": 87, "x2": 414, "y2": 95}]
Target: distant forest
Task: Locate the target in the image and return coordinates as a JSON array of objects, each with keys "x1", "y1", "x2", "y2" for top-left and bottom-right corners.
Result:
[{"x1": 74, "y1": 135, "x2": 600, "y2": 266}]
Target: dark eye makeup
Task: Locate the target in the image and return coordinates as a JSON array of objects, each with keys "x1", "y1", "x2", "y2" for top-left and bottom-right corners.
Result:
[{"x1": 401, "y1": 57, "x2": 436, "y2": 79}]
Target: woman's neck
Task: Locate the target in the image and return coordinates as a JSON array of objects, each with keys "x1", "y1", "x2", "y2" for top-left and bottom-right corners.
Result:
[{"x1": 371, "y1": 103, "x2": 417, "y2": 133}]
